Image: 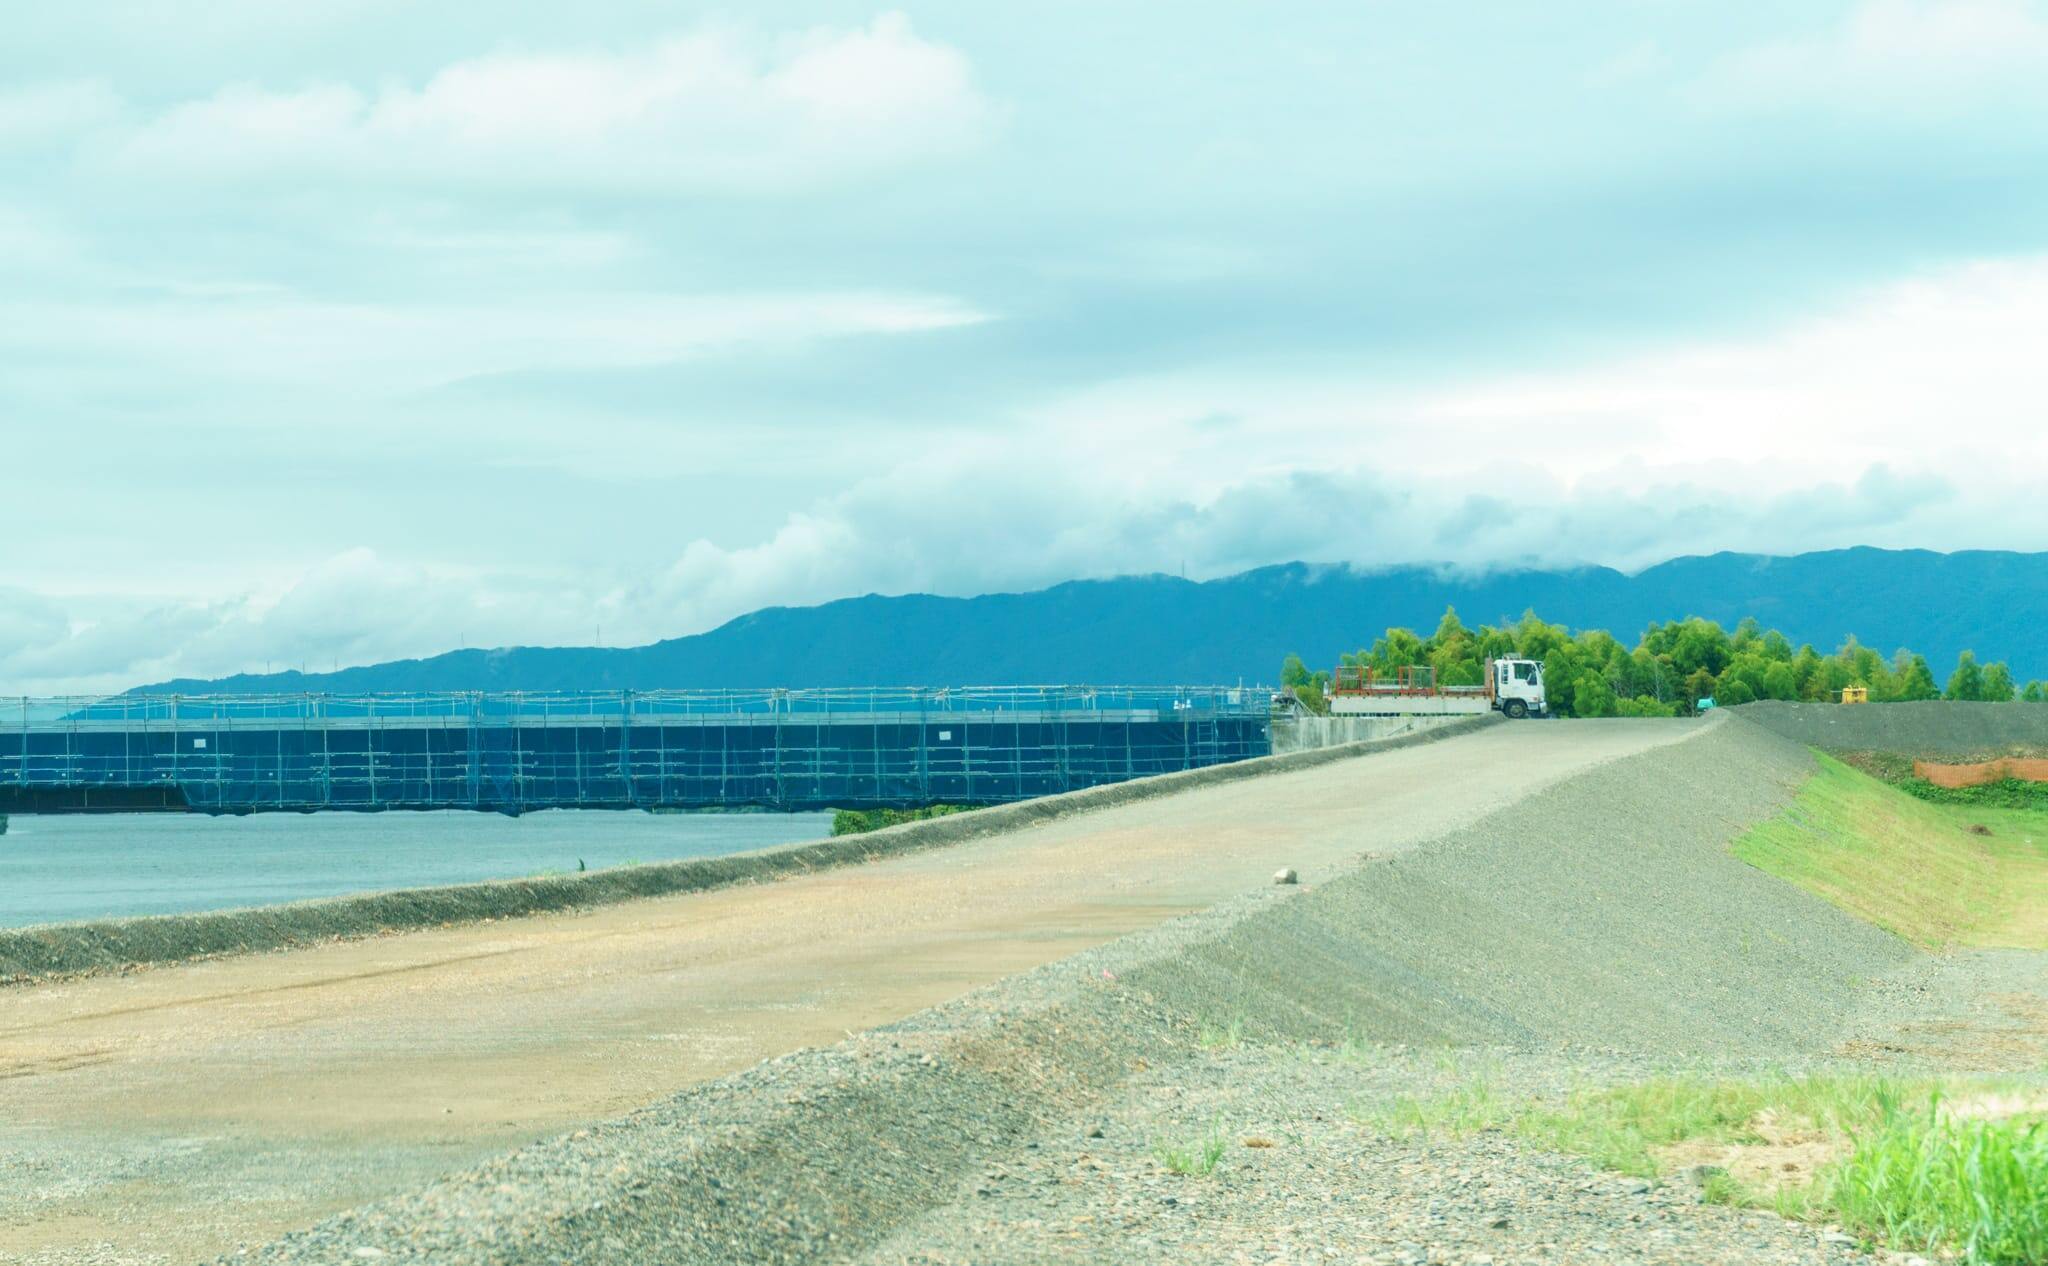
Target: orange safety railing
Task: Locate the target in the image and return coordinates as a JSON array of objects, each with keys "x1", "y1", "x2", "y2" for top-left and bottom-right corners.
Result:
[{"x1": 1328, "y1": 664, "x2": 1488, "y2": 696}]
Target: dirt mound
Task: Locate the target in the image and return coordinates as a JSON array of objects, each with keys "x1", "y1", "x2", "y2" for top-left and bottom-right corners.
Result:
[
  {"x1": 1734, "y1": 699, "x2": 2048, "y2": 758},
  {"x1": 1914, "y1": 756, "x2": 2048, "y2": 788},
  {"x1": 241, "y1": 717, "x2": 1922, "y2": 1265}
]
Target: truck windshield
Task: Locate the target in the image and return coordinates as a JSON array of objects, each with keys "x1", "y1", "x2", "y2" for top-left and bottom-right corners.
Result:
[{"x1": 1514, "y1": 663, "x2": 1538, "y2": 683}]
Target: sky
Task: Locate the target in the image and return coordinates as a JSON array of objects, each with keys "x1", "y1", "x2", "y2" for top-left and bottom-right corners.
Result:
[{"x1": 7, "y1": 1, "x2": 2048, "y2": 693}]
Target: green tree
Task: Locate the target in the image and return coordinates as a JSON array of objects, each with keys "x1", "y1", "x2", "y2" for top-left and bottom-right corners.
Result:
[
  {"x1": 1573, "y1": 671, "x2": 1618, "y2": 717},
  {"x1": 1665, "y1": 619, "x2": 1732, "y2": 677},
  {"x1": 1542, "y1": 647, "x2": 1582, "y2": 715},
  {"x1": 2024, "y1": 681, "x2": 2047, "y2": 703},
  {"x1": 1369, "y1": 628, "x2": 1426, "y2": 674},
  {"x1": 1761, "y1": 662, "x2": 1798, "y2": 701},
  {"x1": 1946, "y1": 651, "x2": 1986, "y2": 702},
  {"x1": 1792, "y1": 645, "x2": 1826, "y2": 698},
  {"x1": 1813, "y1": 656, "x2": 1856, "y2": 702},
  {"x1": 1279, "y1": 654, "x2": 1329, "y2": 713},
  {"x1": 1279, "y1": 612, "x2": 2017, "y2": 718},
  {"x1": 1683, "y1": 667, "x2": 1718, "y2": 708},
  {"x1": 1732, "y1": 616, "x2": 1763, "y2": 654},
  {"x1": 1895, "y1": 654, "x2": 1939, "y2": 701},
  {"x1": 1426, "y1": 607, "x2": 1483, "y2": 686},
  {"x1": 1982, "y1": 661, "x2": 2016, "y2": 702}
]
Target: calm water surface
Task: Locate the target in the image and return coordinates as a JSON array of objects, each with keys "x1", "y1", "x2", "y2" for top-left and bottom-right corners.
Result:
[{"x1": 0, "y1": 810, "x2": 832, "y2": 928}]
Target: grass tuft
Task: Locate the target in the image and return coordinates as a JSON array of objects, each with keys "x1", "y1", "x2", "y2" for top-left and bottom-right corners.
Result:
[
  {"x1": 1828, "y1": 1096, "x2": 2048, "y2": 1265},
  {"x1": 1357, "y1": 1076, "x2": 1509, "y2": 1139},
  {"x1": 1153, "y1": 1119, "x2": 1229, "y2": 1176}
]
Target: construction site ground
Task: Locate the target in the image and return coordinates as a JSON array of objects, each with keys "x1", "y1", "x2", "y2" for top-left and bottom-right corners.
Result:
[{"x1": 1, "y1": 719, "x2": 1696, "y2": 1266}]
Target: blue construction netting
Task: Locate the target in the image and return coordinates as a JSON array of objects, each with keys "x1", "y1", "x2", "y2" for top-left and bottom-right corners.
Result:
[{"x1": 2, "y1": 687, "x2": 1274, "y2": 814}]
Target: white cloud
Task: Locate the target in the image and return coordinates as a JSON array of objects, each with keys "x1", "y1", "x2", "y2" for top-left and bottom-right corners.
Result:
[
  {"x1": 95, "y1": 13, "x2": 993, "y2": 191},
  {"x1": 602, "y1": 251, "x2": 2048, "y2": 642},
  {"x1": 0, "y1": 79, "x2": 121, "y2": 146},
  {"x1": 0, "y1": 465, "x2": 1966, "y2": 695},
  {"x1": 10, "y1": 252, "x2": 2048, "y2": 694},
  {"x1": 1412, "y1": 254, "x2": 2048, "y2": 482},
  {"x1": 1702, "y1": 0, "x2": 2048, "y2": 114},
  {"x1": 1, "y1": 551, "x2": 599, "y2": 696},
  {"x1": 0, "y1": 288, "x2": 988, "y2": 394}
]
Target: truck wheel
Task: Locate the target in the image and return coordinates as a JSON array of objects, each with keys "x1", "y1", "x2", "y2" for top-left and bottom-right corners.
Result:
[{"x1": 1503, "y1": 699, "x2": 1529, "y2": 719}]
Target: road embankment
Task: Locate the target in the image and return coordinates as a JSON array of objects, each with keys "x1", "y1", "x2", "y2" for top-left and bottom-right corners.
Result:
[
  {"x1": 1735, "y1": 698, "x2": 2048, "y2": 756},
  {"x1": 0, "y1": 715, "x2": 1498, "y2": 985},
  {"x1": 241, "y1": 714, "x2": 1930, "y2": 1265}
]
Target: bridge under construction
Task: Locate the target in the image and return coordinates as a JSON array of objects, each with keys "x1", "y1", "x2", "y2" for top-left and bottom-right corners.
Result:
[{"x1": 0, "y1": 686, "x2": 1270, "y2": 814}]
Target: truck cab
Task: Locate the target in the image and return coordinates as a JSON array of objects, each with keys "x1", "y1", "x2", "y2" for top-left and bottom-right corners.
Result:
[{"x1": 1492, "y1": 658, "x2": 1547, "y2": 719}]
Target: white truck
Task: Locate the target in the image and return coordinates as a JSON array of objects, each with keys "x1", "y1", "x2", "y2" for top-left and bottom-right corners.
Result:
[{"x1": 1325, "y1": 657, "x2": 1548, "y2": 718}]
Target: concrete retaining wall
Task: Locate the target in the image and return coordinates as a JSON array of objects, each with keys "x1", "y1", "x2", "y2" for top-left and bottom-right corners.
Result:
[
  {"x1": 0, "y1": 714, "x2": 1501, "y2": 985},
  {"x1": 1268, "y1": 713, "x2": 1464, "y2": 755}
]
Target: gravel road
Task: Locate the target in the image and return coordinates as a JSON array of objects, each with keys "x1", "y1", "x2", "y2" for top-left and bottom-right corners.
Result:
[
  {"x1": 222, "y1": 714, "x2": 2042, "y2": 1266},
  {"x1": 0, "y1": 719, "x2": 1699, "y2": 1266}
]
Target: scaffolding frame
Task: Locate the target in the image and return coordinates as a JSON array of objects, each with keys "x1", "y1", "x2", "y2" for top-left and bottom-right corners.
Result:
[{"x1": 2, "y1": 686, "x2": 1270, "y2": 814}]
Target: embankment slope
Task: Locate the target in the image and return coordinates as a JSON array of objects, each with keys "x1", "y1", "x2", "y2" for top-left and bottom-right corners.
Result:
[
  {"x1": 245, "y1": 715, "x2": 1918, "y2": 1265},
  {"x1": 1736, "y1": 699, "x2": 2048, "y2": 755}
]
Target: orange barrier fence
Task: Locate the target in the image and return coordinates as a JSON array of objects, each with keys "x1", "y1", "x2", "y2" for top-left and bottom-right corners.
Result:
[{"x1": 1913, "y1": 758, "x2": 2048, "y2": 788}]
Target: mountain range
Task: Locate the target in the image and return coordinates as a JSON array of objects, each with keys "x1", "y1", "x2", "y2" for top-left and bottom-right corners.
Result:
[{"x1": 142, "y1": 548, "x2": 2048, "y2": 694}]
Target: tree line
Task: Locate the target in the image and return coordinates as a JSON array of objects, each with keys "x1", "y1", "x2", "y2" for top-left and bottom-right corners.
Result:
[{"x1": 1280, "y1": 609, "x2": 2046, "y2": 719}]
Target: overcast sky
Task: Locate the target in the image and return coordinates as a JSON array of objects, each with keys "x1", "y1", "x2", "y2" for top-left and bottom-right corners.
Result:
[{"x1": 7, "y1": 1, "x2": 2048, "y2": 692}]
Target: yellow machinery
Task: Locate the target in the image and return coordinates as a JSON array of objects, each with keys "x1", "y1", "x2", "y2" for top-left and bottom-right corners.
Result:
[{"x1": 1839, "y1": 685, "x2": 1869, "y2": 704}]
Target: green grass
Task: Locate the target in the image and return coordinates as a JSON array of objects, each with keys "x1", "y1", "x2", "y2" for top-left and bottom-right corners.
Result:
[
  {"x1": 1517, "y1": 1074, "x2": 1904, "y2": 1177},
  {"x1": 1829, "y1": 1099, "x2": 2048, "y2": 1264},
  {"x1": 1357, "y1": 1076, "x2": 1510, "y2": 1139},
  {"x1": 1360, "y1": 1073, "x2": 2048, "y2": 1264},
  {"x1": 829, "y1": 804, "x2": 974, "y2": 836},
  {"x1": 1902, "y1": 777, "x2": 2048, "y2": 812},
  {"x1": 1731, "y1": 753, "x2": 2048, "y2": 948},
  {"x1": 1153, "y1": 1119, "x2": 1228, "y2": 1176}
]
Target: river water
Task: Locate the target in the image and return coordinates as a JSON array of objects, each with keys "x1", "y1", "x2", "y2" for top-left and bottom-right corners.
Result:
[{"x1": 0, "y1": 810, "x2": 833, "y2": 929}]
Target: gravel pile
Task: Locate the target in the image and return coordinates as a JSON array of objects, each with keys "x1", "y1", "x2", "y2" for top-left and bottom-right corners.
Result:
[
  {"x1": 0, "y1": 716, "x2": 1496, "y2": 985},
  {"x1": 1735, "y1": 700, "x2": 2048, "y2": 758},
  {"x1": 1117, "y1": 714, "x2": 1915, "y2": 1058},
  {"x1": 225, "y1": 715, "x2": 1974, "y2": 1265}
]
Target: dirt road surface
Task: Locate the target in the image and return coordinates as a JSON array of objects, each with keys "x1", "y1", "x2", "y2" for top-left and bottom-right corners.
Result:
[{"x1": 0, "y1": 719, "x2": 1703, "y2": 1265}]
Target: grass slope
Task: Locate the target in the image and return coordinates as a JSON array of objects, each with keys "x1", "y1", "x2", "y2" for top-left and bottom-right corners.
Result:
[{"x1": 1731, "y1": 753, "x2": 2048, "y2": 949}]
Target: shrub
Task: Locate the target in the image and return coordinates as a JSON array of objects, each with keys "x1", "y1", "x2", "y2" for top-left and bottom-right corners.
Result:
[{"x1": 830, "y1": 804, "x2": 972, "y2": 836}]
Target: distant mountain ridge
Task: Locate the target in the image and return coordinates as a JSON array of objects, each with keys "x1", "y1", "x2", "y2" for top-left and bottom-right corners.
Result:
[{"x1": 139, "y1": 548, "x2": 2048, "y2": 694}]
